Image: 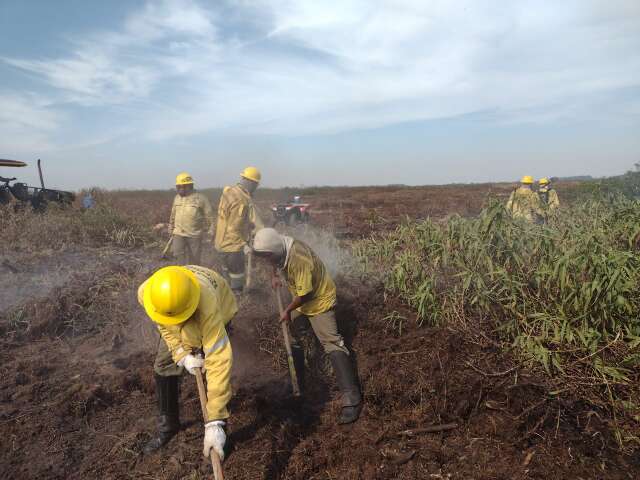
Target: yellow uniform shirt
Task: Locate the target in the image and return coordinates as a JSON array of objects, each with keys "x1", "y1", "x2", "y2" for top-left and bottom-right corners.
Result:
[
  {"x1": 215, "y1": 185, "x2": 263, "y2": 252},
  {"x1": 138, "y1": 266, "x2": 237, "y2": 420},
  {"x1": 169, "y1": 192, "x2": 215, "y2": 238},
  {"x1": 283, "y1": 240, "x2": 336, "y2": 317},
  {"x1": 506, "y1": 187, "x2": 544, "y2": 222},
  {"x1": 539, "y1": 187, "x2": 560, "y2": 210}
]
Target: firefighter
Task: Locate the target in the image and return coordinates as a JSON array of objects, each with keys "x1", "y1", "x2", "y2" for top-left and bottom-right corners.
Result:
[
  {"x1": 138, "y1": 265, "x2": 236, "y2": 458},
  {"x1": 252, "y1": 228, "x2": 363, "y2": 425},
  {"x1": 538, "y1": 177, "x2": 560, "y2": 212},
  {"x1": 506, "y1": 175, "x2": 544, "y2": 223},
  {"x1": 168, "y1": 173, "x2": 215, "y2": 265},
  {"x1": 215, "y1": 167, "x2": 263, "y2": 292}
]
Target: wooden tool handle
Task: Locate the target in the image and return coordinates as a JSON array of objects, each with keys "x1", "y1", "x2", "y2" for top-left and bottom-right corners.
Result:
[
  {"x1": 161, "y1": 236, "x2": 173, "y2": 257},
  {"x1": 275, "y1": 287, "x2": 301, "y2": 397},
  {"x1": 194, "y1": 369, "x2": 225, "y2": 480},
  {"x1": 245, "y1": 250, "x2": 253, "y2": 289}
]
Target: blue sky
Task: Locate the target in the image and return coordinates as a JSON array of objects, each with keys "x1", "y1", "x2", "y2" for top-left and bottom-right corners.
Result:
[{"x1": 1, "y1": 0, "x2": 639, "y2": 190}]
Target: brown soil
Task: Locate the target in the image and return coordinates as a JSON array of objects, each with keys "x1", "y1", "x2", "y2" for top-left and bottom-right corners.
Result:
[{"x1": 1, "y1": 185, "x2": 637, "y2": 479}]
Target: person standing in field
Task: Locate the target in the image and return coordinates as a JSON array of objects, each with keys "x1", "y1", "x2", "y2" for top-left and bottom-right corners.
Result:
[
  {"x1": 168, "y1": 173, "x2": 215, "y2": 265},
  {"x1": 215, "y1": 167, "x2": 263, "y2": 293},
  {"x1": 506, "y1": 175, "x2": 544, "y2": 223},
  {"x1": 138, "y1": 265, "x2": 236, "y2": 459},
  {"x1": 251, "y1": 227, "x2": 363, "y2": 425},
  {"x1": 538, "y1": 177, "x2": 560, "y2": 213}
]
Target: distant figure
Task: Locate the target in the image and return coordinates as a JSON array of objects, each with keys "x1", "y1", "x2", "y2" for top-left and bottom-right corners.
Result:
[
  {"x1": 293, "y1": 195, "x2": 302, "y2": 204},
  {"x1": 214, "y1": 167, "x2": 263, "y2": 293},
  {"x1": 168, "y1": 173, "x2": 215, "y2": 265},
  {"x1": 538, "y1": 178, "x2": 560, "y2": 212},
  {"x1": 82, "y1": 192, "x2": 96, "y2": 209},
  {"x1": 506, "y1": 175, "x2": 544, "y2": 223}
]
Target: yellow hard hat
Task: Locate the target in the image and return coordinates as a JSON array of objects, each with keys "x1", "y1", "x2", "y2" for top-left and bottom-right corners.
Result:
[
  {"x1": 176, "y1": 172, "x2": 194, "y2": 186},
  {"x1": 240, "y1": 166, "x2": 261, "y2": 183},
  {"x1": 520, "y1": 175, "x2": 534, "y2": 184},
  {"x1": 143, "y1": 266, "x2": 200, "y2": 325},
  {"x1": 539, "y1": 177, "x2": 549, "y2": 185}
]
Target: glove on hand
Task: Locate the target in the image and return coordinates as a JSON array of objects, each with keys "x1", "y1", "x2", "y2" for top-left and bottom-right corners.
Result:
[
  {"x1": 203, "y1": 420, "x2": 226, "y2": 460},
  {"x1": 243, "y1": 244, "x2": 252, "y2": 255},
  {"x1": 177, "y1": 353, "x2": 204, "y2": 375}
]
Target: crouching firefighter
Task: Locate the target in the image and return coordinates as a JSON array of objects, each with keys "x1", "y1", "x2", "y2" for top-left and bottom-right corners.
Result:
[
  {"x1": 252, "y1": 228, "x2": 363, "y2": 425},
  {"x1": 214, "y1": 166, "x2": 264, "y2": 293},
  {"x1": 137, "y1": 265, "x2": 236, "y2": 459}
]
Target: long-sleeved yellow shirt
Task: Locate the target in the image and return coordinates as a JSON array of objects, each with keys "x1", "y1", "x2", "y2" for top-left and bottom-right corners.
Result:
[
  {"x1": 169, "y1": 192, "x2": 215, "y2": 238},
  {"x1": 138, "y1": 266, "x2": 237, "y2": 420},
  {"x1": 539, "y1": 187, "x2": 560, "y2": 210},
  {"x1": 282, "y1": 240, "x2": 337, "y2": 317},
  {"x1": 506, "y1": 187, "x2": 544, "y2": 222},
  {"x1": 214, "y1": 184, "x2": 263, "y2": 252}
]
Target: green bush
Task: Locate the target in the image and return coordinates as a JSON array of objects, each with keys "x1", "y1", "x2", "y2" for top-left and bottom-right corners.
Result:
[{"x1": 355, "y1": 196, "x2": 640, "y2": 445}]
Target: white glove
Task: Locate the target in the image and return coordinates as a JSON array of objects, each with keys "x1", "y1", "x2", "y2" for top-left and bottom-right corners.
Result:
[
  {"x1": 177, "y1": 354, "x2": 204, "y2": 375},
  {"x1": 243, "y1": 244, "x2": 252, "y2": 255},
  {"x1": 203, "y1": 420, "x2": 226, "y2": 460}
]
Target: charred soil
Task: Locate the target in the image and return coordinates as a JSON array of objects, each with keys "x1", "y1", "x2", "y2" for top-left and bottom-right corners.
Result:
[{"x1": 1, "y1": 185, "x2": 638, "y2": 479}]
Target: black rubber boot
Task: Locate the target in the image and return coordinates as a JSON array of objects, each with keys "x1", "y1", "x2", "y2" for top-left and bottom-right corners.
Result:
[
  {"x1": 143, "y1": 374, "x2": 180, "y2": 455},
  {"x1": 328, "y1": 351, "x2": 362, "y2": 425}
]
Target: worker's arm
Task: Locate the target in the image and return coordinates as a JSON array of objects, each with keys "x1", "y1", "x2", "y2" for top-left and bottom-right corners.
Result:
[
  {"x1": 280, "y1": 264, "x2": 314, "y2": 322},
  {"x1": 202, "y1": 195, "x2": 216, "y2": 238},
  {"x1": 506, "y1": 191, "x2": 515, "y2": 212},
  {"x1": 549, "y1": 190, "x2": 560, "y2": 209},
  {"x1": 203, "y1": 341, "x2": 232, "y2": 421},
  {"x1": 157, "y1": 325, "x2": 189, "y2": 364},
  {"x1": 249, "y1": 201, "x2": 264, "y2": 232},
  {"x1": 281, "y1": 292, "x2": 314, "y2": 323},
  {"x1": 168, "y1": 197, "x2": 177, "y2": 234}
]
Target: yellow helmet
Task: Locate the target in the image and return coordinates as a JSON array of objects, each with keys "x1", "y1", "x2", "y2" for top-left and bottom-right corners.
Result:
[
  {"x1": 176, "y1": 172, "x2": 194, "y2": 186},
  {"x1": 539, "y1": 177, "x2": 550, "y2": 185},
  {"x1": 520, "y1": 175, "x2": 534, "y2": 184},
  {"x1": 240, "y1": 166, "x2": 261, "y2": 183},
  {"x1": 143, "y1": 266, "x2": 200, "y2": 325}
]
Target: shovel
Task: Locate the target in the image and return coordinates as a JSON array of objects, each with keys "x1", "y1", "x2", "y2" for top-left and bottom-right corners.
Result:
[
  {"x1": 275, "y1": 287, "x2": 301, "y2": 397},
  {"x1": 194, "y1": 368, "x2": 225, "y2": 480}
]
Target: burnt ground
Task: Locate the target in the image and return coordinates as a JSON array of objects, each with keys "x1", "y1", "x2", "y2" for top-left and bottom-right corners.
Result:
[{"x1": 1, "y1": 187, "x2": 639, "y2": 479}]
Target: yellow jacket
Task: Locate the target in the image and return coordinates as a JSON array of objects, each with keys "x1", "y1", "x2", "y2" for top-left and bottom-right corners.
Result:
[
  {"x1": 282, "y1": 240, "x2": 336, "y2": 316},
  {"x1": 539, "y1": 187, "x2": 560, "y2": 210},
  {"x1": 138, "y1": 266, "x2": 237, "y2": 420},
  {"x1": 169, "y1": 192, "x2": 215, "y2": 238},
  {"x1": 215, "y1": 184, "x2": 263, "y2": 252},
  {"x1": 506, "y1": 187, "x2": 544, "y2": 222}
]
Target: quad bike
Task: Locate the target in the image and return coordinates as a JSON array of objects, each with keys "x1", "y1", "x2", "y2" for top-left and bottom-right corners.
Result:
[
  {"x1": 271, "y1": 196, "x2": 311, "y2": 226},
  {"x1": 0, "y1": 159, "x2": 75, "y2": 210}
]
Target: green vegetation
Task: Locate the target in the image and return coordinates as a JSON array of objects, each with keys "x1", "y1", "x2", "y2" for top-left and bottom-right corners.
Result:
[{"x1": 355, "y1": 192, "x2": 640, "y2": 447}]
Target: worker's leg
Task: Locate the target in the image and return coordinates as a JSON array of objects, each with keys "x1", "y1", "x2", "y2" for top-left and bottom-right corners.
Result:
[
  {"x1": 186, "y1": 236, "x2": 203, "y2": 265},
  {"x1": 171, "y1": 235, "x2": 188, "y2": 265},
  {"x1": 223, "y1": 251, "x2": 245, "y2": 293},
  {"x1": 144, "y1": 337, "x2": 184, "y2": 454},
  {"x1": 308, "y1": 310, "x2": 362, "y2": 424}
]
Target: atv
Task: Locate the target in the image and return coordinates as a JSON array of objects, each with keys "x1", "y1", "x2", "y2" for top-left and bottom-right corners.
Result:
[{"x1": 271, "y1": 196, "x2": 311, "y2": 226}]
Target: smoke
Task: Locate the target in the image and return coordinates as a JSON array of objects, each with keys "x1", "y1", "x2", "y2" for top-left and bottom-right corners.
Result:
[{"x1": 280, "y1": 224, "x2": 354, "y2": 278}]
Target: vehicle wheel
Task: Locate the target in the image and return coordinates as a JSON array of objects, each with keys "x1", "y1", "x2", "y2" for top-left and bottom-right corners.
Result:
[{"x1": 288, "y1": 211, "x2": 301, "y2": 226}]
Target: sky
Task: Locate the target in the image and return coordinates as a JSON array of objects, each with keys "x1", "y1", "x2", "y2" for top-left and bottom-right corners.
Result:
[{"x1": 0, "y1": 0, "x2": 639, "y2": 190}]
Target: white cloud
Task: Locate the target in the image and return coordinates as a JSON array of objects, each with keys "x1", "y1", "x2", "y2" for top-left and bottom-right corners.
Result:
[
  {"x1": 1, "y1": 0, "x2": 639, "y2": 145},
  {"x1": 0, "y1": 93, "x2": 63, "y2": 153}
]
